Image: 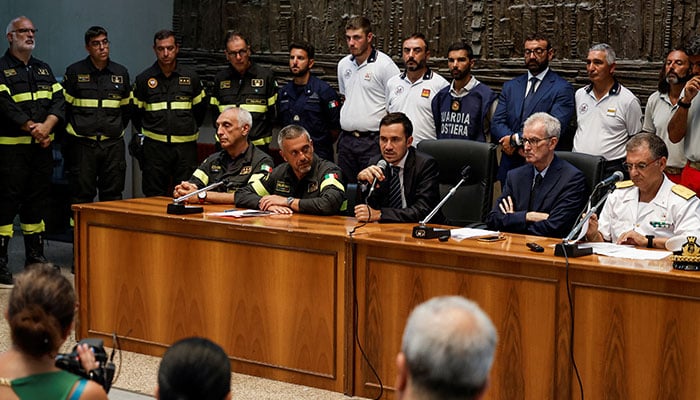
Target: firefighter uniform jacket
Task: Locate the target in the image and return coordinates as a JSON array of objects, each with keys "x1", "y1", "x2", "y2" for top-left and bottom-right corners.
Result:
[
  {"x1": 210, "y1": 63, "x2": 278, "y2": 146},
  {"x1": 0, "y1": 50, "x2": 64, "y2": 142},
  {"x1": 189, "y1": 144, "x2": 273, "y2": 192},
  {"x1": 63, "y1": 57, "x2": 131, "y2": 139},
  {"x1": 132, "y1": 61, "x2": 206, "y2": 143}
]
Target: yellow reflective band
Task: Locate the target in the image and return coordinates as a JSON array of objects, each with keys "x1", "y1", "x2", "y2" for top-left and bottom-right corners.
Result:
[
  {"x1": 52, "y1": 82, "x2": 63, "y2": 93},
  {"x1": 267, "y1": 92, "x2": 278, "y2": 106},
  {"x1": 144, "y1": 102, "x2": 168, "y2": 111},
  {"x1": 170, "y1": 101, "x2": 192, "y2": 110},
  {"x1": 33, "y1": 90, "x2": 53, "y2": 100},
  {"x1": 248, "y1": 173, "x2": 265, "y2": 183},
  {"x1": 63, "y1": 91, "x2": 76, "y2": 103},
  {"x1": 102, "y1": 99, "x2": 122, "y2": 108},
  {"x1": 0, "y1": 84, "x2": 10, "y2": 95},
  {"x1": 251, "y1": 179, "x2": 269, "y2": 197},
  {"x1": 70, "y1": 217, "x2": 74, "y2": 227},
  {"x1": 21, "y1": 221, "x2": 45, "y2": 235},
  {"x1": 192, "y1": 89, "x2": 206, "y2": 105},
  {"x1": 69, "y1": 97, "x2": 100, "y2": 108},
  {"x1": 134, "y1": 98, "x2": 146, "y2": 109},
  {"x1": 320, "y1": 177, "x2": 345, "y2": 192},
  {"x1": 340, "y1": 200, "x2": 347, "y2": 211},
  {"x1": 239, "y1": 103, "x2": 267, "y2": 114},
  {"x1": 210, "y1": 97, "x2": 220, "y2": 106},
  {"x1": 192, "y1": 169, "x2": 209, "y2": 185},
  {"x1": 66, "y1": 124, "x2": 124, "y2": 140},
  {"x1": 12, "y1": 92, "x2": 32, "y2": 102},
  {"x1": 0, "y1": 224, "x2": 13, "y2": 237},
  {"x1": 142, "y1": 129, "x2": 198, "y2": 143},
  {"x1": 0, "y1": 133, "x2": 55, "y2": 145},
  {"x1": 250, "y1": 136, "x2": 272, "y2": 146},
  {"x1": 119, "y1": 96, "x2": 131, "y2": 107}
]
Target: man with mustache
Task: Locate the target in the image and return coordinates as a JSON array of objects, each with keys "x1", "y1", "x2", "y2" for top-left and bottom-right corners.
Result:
[
  {"x1": 235, "y1": 125, "x2": 346, "y2": 215},
  {"x1": 432, "y1": 41, "x2": 497, "y2": 142},
  {"x1": 573, "y1": 43, "x2": 643, "y2": 177},
  {"x1": 491, "y1": 34, "x2": 575, "y2": 186},
  {"x1": 277, "y1": 41, "x2": 340, "y2": 161},
  {"x1": 668, "y1": 35, "x2": 700, "y2": 193},
  {"x1": 641, "y1": 49, "x2": 690, "y2": 183},
  {"x1": 385, "y1": 33, "x2": 448, "y2": 146},
  {"x1": 337, "y1": 16, "x2": 399, "y2": 183},
  {"x1": 0, "y1": 16, "x2": 65, "y2": 285}
]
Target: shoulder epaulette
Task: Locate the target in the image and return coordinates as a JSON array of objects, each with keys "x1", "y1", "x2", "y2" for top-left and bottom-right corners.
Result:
[
  {"x1": 615, "y1": 180, "x2": 634, "y2": 189},
  {"x1": 672, "y1": 184, "x2": 696, "y2": 200}
]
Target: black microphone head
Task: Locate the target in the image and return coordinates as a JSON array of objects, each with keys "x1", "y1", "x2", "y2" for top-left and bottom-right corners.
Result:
[
  {"x1": 376, "y1": 159, "x2": 387, "y2": 171},
  {"x1": 460, "y1": 165, "x2": 471, "y2": 179},
  {"x1": 613, "y1": 170, "x2": 624, "y2": 182}
]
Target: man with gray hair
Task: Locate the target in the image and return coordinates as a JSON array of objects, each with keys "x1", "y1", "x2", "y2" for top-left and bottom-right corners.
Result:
[
  {"x1": 487, "y1": 112, "x2": 587, "y2": 237},
  {"x1": 395, "y1": 296, "x2": 498, "y2": 400},
  {"x1": 235, "y1": 124, "x2": 346, "y2": 215},
  {"x1": 573, "y1": 43, "x2": 643, "y2": 177}
]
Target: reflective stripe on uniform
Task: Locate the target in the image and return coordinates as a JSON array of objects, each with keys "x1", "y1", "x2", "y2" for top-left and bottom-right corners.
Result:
[
  {"x1": 251, "y1": 179, "x2": 270, "y2": 197},
  {"x1": 250, "y1": 136, "x2": 272, "y2": 146},
  {"x1": 192, "y1": 169, "x2": 209, "y2": 185},
  {"x1": 64, "y1": 93, "x2": 122, "y2": 109},
  {"x1": 0, "y1": 224, "x2": 13, "y2": 237},
  {"x1": 267, "y1": 92, "x2": 278, "y2": 106},
  {"x1": 21, "y1": 221, "x2": 45, "y2": 235},
  {"x1": 247, "y1": 173, "x2": 266, "y2": 184},
  {"x1": 320, "y1": 177, "x2": 345, "y2": 192},
  {"x1": 0, "y1": 133, "x2": 55, "y2": 145},
  {"x1": 192, "y1": 89, "x2": 206, "y2": 105},
  {"x1": 142, "y1": 129, "x2": 198, "y2": 143},
  {"x1": 66, "y1": 123, "x2": 124, "y2": 140}
]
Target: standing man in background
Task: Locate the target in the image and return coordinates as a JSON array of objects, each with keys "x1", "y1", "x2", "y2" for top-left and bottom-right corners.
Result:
[
  {"x1": 132, "y1": 29, "x2": 207, "y2": 197},
  {"x1": 211, "y1": 31, "x2": 278, "y2": 154},
  {"x1": 337, "y1": 16, "x2": 400, "y2": 183},
  {"x1": 63, "y1": 26, "x2": 131, "y2": 210},
  {"x1": 278, "y1": 41, "x2": 340, "y2": 161},
  {"x1": 0, "y1": 16, "x2": 65, "y2": 285},
  {"x1": 432, "y1": 41, "x2": 497, "y2": 142},
  {"x1": 385, "y1": 33, "x2": 448, "y2": 146}
]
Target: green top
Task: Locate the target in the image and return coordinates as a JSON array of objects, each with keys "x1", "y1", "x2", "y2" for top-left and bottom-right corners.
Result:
[{"x1": 9, "y1": 370, "x2": 82, "y2": 400}]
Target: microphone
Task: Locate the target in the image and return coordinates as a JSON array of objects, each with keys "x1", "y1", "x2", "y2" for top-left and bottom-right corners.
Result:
[
  {"x1": 597, "y1": 171, "x2": 624, "y2": 188},
  {"x1": 167, "y1": 181, "x2": 224, "y2": 214},
  {"x1": 365, "y1": 159, "x2": 388, "y2": 201},
  {"x1": 412, "y1": 165, "x2": 471, "y2": 241}
]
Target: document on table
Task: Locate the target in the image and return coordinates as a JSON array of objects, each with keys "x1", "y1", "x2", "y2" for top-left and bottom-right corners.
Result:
[
  {"x1": 208, "y1": 209, "x2": 273, "y2": 218},
  {"x1": 450, "y1": 227, "x2": 501, "y2": 241},
  {"x1": 587, "y1": 242, "x2": 671, "y2": 260}
]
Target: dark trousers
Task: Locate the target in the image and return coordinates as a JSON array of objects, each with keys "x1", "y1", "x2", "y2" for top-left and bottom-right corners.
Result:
[
  {"x1": 64, "y1": 136, "x2": 126, "y2": 204},
  {"x1": 0, "y1": 144, "x2": 52, "y2": 229},
  {"x1": 141, "y1": 138, "x2": 198, "y2": 197},
  {"x1": 337, "y1": 131, "x2": 380, "y2": 184}
]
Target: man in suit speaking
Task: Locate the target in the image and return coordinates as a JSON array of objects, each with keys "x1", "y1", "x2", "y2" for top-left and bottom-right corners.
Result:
[{"x1": 487, "y1": 112, "x2": 587, "y2": 238}]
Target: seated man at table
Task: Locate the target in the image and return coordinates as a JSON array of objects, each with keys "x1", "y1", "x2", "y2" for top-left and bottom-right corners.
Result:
[
  {"x1": 173, "y1": 107, "x2": 273, "y2": 204},
  {"x1": 585, "y1": 132, "x2": 700, "y2": 248},
  {"x1": 235, "y1": 124, "x2": 346, "y2": 215},
  {"x1": 395, "y1": 296, "x2": 498, "y2": 400},
  {"x1": 354, "y1": 112, "x2": 441, "y2": 223},
  {"x1": 486, "y1": 112, "x2": 587, "y2": 237}
]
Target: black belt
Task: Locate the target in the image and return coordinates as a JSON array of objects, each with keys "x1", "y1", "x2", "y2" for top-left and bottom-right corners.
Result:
[{"x1": 345, "y1": 130, "x2": 378, "y2": 138}]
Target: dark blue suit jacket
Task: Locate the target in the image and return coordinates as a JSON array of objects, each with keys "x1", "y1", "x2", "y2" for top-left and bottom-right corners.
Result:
[
  {"x1": 491, "y1": 69, "x2": 575, "y2": 183},
  {"x1": 486, "y1": 155, "x2": 587, "y2": 238}
]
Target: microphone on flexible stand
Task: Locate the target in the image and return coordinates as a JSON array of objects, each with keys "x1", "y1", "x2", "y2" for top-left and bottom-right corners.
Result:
[
  {"x1": 554, "y1": 171, "x2": 623, "y2": 257},
  {"x1": 167, "y1": 181, "x2": 224, "y2": 214},
  {"x1": 365, "y1": 159, "x2": 387, "y2": 202},
  {"x1": 412, "y1": 165, "x2": 471, "y2": 241}
]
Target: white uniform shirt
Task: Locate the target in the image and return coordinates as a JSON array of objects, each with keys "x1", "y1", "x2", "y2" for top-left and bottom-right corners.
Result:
[
  {"x1": 598, "y1": 176, "x2": 700, "y2": 242},
  {"x1": 386, "y1": 69, "x2": 449, "y2": 145},
  {"x1": 573, "y1": 82, "x2": 643, "y2": 160},
  {"x1": 338, "y1": 49, "x2": 399, "y2": 132},
  {"x1": 642, "y1": 91, "x2": 687, "y2": 169}
]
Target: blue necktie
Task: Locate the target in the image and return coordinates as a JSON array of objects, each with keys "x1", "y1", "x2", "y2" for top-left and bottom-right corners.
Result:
[
  {"x1": 389, "y1": 166, "x2": 403, "y2": 209},
  {"x1": 522, "y1": 77, "x2": 539, "y2": 116},
  {"x1": 528, "y1": 173, "x2": 543, "y2": 211}
]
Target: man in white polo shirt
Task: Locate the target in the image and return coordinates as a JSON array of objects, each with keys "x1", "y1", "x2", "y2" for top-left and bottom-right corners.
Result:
[
  {"x1": 337, "y1": 16, "x2": 399, "y2": 183},
  {"x1": 573, "y1": 43, "x2": 643, "y2": 177},
  {"x1": 385, "y1": 33, "x2": 448, "y2": 146}
]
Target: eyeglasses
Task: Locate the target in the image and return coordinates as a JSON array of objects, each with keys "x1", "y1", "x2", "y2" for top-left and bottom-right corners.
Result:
[
  {"x1": 524, "y1": 48, "x2": 548, "y2": 57},
  {"x1": 89, "y1": 39, "x2": 110, "y2": 48},
  {"x1": 226, "y1": 49, "x2": 249, "y2": 58},
  {"x1": 12, "y1": 28, "x2": 37, "y2": 34},
  {"x1": 622, "y1": 157, "x2": 661, "y2": 171},
  {"x1": 522, "y1": 136, "x2": 553, "y2": 146}
]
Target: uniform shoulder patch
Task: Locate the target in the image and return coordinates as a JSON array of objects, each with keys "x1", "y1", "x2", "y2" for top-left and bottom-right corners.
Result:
[
  {"x1": 615, "y1": 180, "x2": 634, "y2": 189},
  {"x1": 672, "y1": 184, "x2": 696, "y2": 200}
]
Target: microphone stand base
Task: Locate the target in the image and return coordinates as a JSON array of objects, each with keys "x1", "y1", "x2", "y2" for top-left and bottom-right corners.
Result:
[
  {"x1": 554, "y1": 242, "x2": 593, "y2": 257},
  {"x1": 167, "y1": 203, "x2": 204, "y2": 215},
  {"x1": 412, "y1": 225, "x2": 451, "y2": 241}
]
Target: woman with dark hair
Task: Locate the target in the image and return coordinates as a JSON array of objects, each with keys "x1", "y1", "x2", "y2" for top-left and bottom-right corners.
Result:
[
  {"x1": 156, "y1": 337, "x2": 231, "y2": 400},
  {"x1": 0, "y1": 264, "x2": 107, "y2": 400}
]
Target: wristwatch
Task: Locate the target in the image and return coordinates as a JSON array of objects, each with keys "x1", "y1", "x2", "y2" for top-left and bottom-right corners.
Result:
[
  {"x1": 646, "y1": 235, "x2": 655, "y2": 248},
  {"x1": 286, "y1": 196, "x2": 294, "y2": 207},
  {"x1": 198, "y1": 191, "x2": 207, "y2": 204},
  {"x1": 678, "y1": 97, "x2": 692, "y2": 109}
]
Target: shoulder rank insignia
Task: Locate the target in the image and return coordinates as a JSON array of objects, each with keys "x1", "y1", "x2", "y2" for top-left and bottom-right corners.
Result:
[
  {"x1": 3, "y1": 68, "x2": 16, "y2": 77},
  {"x1": 615, "y1": 180, "x2": 634, "y2": 189},
  {"x1": 672, "y1": 184, "x2": 696, "y2": 200},
  {"x1": 111, "y1": 75, "x2": 123, "y2": 84},
  {"x1": 179, "y1": 76, "x2": 191, "y2": 85},
  {"x1": 240, "y1": 166, "x2": 252, "y2": 175},
  {"x1": 36, "y1": 68, "x2": 49, "y2": 76},
  {"x1": 251, "y1": 79, "x2": 264, "y2": 88}
]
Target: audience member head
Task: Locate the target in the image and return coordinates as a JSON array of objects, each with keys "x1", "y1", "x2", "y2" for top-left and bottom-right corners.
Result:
[
  {"x1": 447, "y1": 42, "x2": 475, "y2": 82},
  {"x1": 345, "y1": 16, "x2": 373, "y2": 61},
  {"x1": 396, "y1": 296, "x2": 498, "y2": 400},
  {"x1": 6, "y1": 16, "x2": 36, "y2": 55},
  {"x1": 586, "y1": 43, "x2": 616, "y2": 87},
  {"x1": 278, "y1": 124, "x2": 314, "y2": 179},
  {"x1": 379, "y1": 112, "x2": 413, "y2": 166},
  {"x1": 6, "y1": 263, "x2": 75, "y2": 358},
  {"x1": 624, "y1": 133, "x2": 668, "y2": 194},
  {"x1": 225, "y1": 31, "x2": 252, "y2": 74},
  {"x1": 658, "y1": 48, "x2": 690, "y2": 93},
  {"x1": 216, "y1": 107, "x2": 252, "y2": 153},
  {"x1": 523, "y1": 33, "x2": 553, "y2": 75},
  {"x1": 402, "y1": 33, "x2": 430, "y2": 74},
  {"x1": 288, "y1": 40, "x2": 315, "y2": 78},
  {"x1": 153, "y1": 29, "x2": 179, "y2": 69},
  {"x1": 522, "y1": 112, "x2": 560, "y2": 171},
  {"x1": 157, "y1": 337, "x2": 231, "y2": 400}
]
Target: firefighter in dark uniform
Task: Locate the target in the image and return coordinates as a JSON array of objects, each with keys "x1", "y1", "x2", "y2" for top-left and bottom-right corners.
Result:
[
  {"x1": 210, "y1": 31, "x2": 277, "y2": 154},
  {"x1": 235, "y1": 125, "x2": 346, "y2": 215},
  {"x1": 173, "y1": 107, "x2": 273, "y2": 204},
  {"x1": 132, "y1": 29, "x2": 207, "y2": 197},
  {"x1": 278, "y1": 41, "x2": 340, "y2": 161},
  {"x1": 63, "y1": 26, "x2": 131, "y2": 210},
  {"x1": 0, "y1": 16, "x2": 65, "y2": 285}
]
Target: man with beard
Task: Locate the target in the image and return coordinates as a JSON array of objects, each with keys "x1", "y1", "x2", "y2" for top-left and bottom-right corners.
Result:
[
  {"x1": 0, "y1": 16, "x2": 65, "y2": 285},
  {"x1": 385, "y1": 33, "x2": 448, "y2": 146},
  {"x1": 642, "y1": 49, "x2": 690, "y2": 183},
  {"x1": 486, "y1": 112, "x2": 586, "y2": 238},
  {"x1": 573, "y1": 43, "x2": 642, "y2": 177},
  {"x1": 668, "y1": 35, "x2": 700, "y2": 193},
  {"x1": 337, "y1": 16, "x2": 399, "y2": 183},
  {"x1": 431, "y1": 42, "x2": 497, "y2": 142},
  {"x1": 585, "y1": 133, "x2": 700, "y2": 249},
  {"x1": 211, "y1": 32, "x2": 278, "y2": 154},
  {"x1": 491, "y1": 34, "x2": 575, "y2": 186},
  {"x1": 235, "y1": 125, "x2": 346, "y2": 215},
  {"x1": 277, "y1": 41, "x2": 340, "y2": 161}
]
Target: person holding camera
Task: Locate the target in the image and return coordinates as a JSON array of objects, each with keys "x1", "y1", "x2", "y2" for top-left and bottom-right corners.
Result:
[{"x1": 0, "y1": 264, "x2": 107, "y2": 400}]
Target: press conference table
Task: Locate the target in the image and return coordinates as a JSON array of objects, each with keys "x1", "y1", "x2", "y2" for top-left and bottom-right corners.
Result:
[{"x1": 73, "y1": 197, "x2": 700, "y2": 399}]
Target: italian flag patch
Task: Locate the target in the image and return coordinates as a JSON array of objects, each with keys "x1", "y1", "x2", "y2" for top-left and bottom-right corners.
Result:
[{"x1": 324, "y1": 173, "x2": 338, "y2": 180}]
